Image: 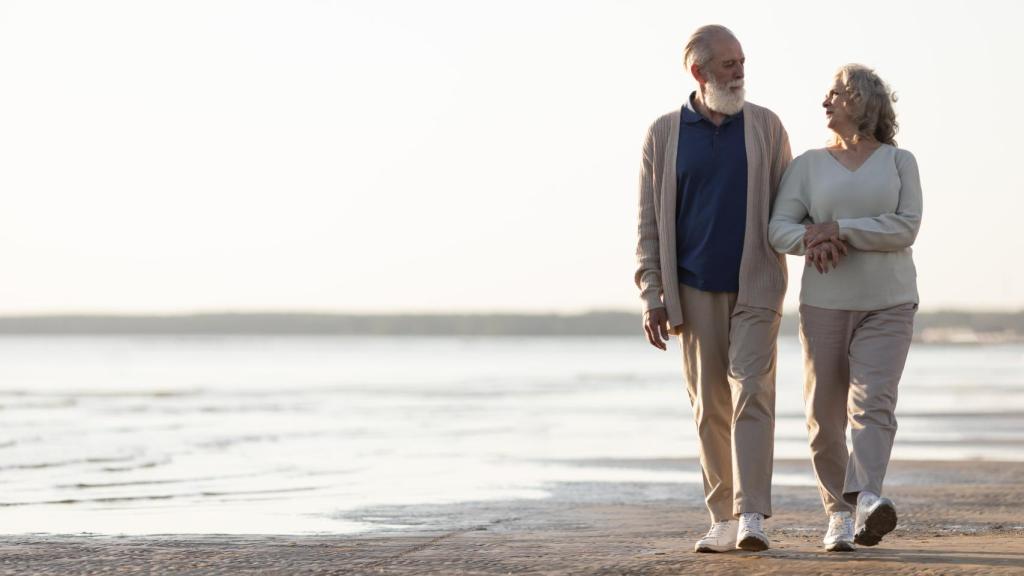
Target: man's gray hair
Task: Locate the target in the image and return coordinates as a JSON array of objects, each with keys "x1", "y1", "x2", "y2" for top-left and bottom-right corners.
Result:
[{"x1": 683, "y1": 24, "x2": 737, "y2": 72}]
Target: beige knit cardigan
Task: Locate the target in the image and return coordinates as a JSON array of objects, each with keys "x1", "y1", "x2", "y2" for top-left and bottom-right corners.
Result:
[{"x1": 634, "y1": 102, "x2": 792, "y2": 334}]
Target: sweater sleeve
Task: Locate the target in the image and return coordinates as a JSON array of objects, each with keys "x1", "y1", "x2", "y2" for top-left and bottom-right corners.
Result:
[
  {"x1": 634, "y1": 121, "x2": 664, "y2": 312},
  {"x1": 837, "y1": 150, "x2": 922, "y2": 252},
  {"x1": 769, "y1": 155, "x2": 809, "y2": 256}
]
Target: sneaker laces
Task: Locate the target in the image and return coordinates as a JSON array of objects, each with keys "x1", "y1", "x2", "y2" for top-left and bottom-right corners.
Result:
[
  {"x1": 828, "y1": 512, "x2": 853, "y2": 539},
  {"x1": 741, "y1": 513, "x2": 763, "y2": 533},
  {"x1": 705, "y1": 520, "x2": 733, "y2": 538},
  {"x1": 828, "y1": 512, "x2": 851, "y2": 533}
]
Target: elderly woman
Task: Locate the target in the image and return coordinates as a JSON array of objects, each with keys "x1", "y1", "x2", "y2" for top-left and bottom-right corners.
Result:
[{"x1": 769, "y1": 64, "x2": 922, "y2": 552}]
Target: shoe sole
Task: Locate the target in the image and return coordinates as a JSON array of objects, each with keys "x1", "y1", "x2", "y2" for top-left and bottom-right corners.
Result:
[
  {"x1": 825, "y1": 541, "x2": 856, "y2": 552},
  {"x1": 854, "y1": 499, "x2": 897, "y2": 547},
  {"x1": 695, "y1": 545, "x2": 732, "y2": 553},
  {"x1": 737, "y1": 535, "x2": 769, "y2": 552}
]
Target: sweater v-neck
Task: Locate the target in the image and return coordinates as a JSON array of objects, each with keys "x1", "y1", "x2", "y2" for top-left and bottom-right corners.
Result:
[{"x1": 825, "y1": 144, "x2": 886, "y2": 174}]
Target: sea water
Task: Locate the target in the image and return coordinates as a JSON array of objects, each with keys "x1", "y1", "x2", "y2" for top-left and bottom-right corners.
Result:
[{"x1": 0, "y1": 335, "x2": 1020, "y2": 534}]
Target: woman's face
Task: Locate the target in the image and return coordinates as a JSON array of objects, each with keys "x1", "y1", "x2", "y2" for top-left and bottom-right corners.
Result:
[{"x1": 822, "y1": 79, "x2": 856, "y2": 133}]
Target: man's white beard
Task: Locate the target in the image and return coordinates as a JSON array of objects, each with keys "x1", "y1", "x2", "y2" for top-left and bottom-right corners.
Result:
[{"x1": 703, "y1": 78, "x2": 745, "y2": 115}]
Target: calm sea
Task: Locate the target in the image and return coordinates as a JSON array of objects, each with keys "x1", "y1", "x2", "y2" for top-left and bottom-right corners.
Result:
[{"x1": 0, "y1": 336, "x2": 1020, "y2": 534}]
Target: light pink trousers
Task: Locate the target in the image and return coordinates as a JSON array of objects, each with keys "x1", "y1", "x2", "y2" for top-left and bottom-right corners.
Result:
[
  {"x1": 799, "y1": 302, "x2": 916, "y2": 513},
  {"x1": 677, "y1": 284, "x2": 781, "y2": 521}
]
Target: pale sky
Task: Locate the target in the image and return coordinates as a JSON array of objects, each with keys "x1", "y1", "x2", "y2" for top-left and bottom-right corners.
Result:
[{"x1": 0, "y1": 0, "x2": 1020, "y2": 314}]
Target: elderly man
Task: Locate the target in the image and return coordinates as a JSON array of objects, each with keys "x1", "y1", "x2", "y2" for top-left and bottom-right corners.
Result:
[{"x1": 634, "y1": 24, "x2": 791, "y2": 552}]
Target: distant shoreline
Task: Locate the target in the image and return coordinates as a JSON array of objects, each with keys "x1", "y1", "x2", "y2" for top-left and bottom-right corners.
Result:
[{"x1": 0, "y1": 311, "x2": 1021, "y2": 343}]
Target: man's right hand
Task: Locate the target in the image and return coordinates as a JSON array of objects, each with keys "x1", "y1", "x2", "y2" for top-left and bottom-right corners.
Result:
[{"x1": 643, "y1": 308, "x2": 670, "y2": 350}]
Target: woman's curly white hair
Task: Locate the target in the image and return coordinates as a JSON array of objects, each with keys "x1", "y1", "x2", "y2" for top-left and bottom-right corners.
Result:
[{"x1": 833, "y1": 64, "x2": 899, "y2": 146}]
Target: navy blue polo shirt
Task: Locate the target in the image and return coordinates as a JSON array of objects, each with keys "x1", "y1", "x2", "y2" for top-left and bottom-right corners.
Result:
[{"x1": 675, "y1": 93, "x2": 748, "y2": 292}]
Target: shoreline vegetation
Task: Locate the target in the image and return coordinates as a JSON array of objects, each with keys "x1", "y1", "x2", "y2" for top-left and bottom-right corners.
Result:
[{"x1": 0, "y1": 311, "x2": 1021, "y2": 343}]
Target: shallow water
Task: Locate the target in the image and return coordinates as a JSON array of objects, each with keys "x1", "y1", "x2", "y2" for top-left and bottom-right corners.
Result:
[{"x1": 0, "y1": 335, "x2": 1020, "y2": 534}]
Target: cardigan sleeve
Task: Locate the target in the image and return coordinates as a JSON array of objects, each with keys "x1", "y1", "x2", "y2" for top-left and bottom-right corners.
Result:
[
  {"x1": 769, "y1": 155, "x2": 810, "y2": 256},
  {"x1": 837, "y1": 149, "x2": 922, "y2": 252},
  {"x1": 634, "y1": 121, "x2": 664, "y2": 312},
  {"x1": 769, "y1": 117, "x2": 793, "y2": 200}
]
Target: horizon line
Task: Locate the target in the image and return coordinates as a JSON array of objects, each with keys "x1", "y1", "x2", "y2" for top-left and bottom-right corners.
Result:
[{"x1": 0, "y1": 308, "x2": 1021, "y2": 319}]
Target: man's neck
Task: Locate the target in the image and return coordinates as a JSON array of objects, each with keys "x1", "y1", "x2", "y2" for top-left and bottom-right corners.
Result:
[{"x1": 693, "y1": 91, "x2": 728, "y2": 127}]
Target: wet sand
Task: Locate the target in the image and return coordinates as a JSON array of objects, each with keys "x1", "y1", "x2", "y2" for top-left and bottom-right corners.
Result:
[{"x1": 2, "y1": 459, "x2": 1023, "y2": 575}]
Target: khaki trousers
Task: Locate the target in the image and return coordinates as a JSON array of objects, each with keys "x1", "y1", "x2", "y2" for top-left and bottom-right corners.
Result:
[
  {"x1": 799, "y1": 303, "x2": 916, "y2": 513},
  {"x1": 677, "y1": 284, "x2": 781, "y2": 521}
]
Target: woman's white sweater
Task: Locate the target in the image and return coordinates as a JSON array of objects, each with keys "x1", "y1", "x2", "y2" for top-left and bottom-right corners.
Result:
[{"x1": 769, "y1": 144, "x2": 922, "y2": 311}]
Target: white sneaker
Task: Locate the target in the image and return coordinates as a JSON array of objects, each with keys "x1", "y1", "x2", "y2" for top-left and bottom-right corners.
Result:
[
  {"x1": 694, "y1": 520, "x2": 738, "y2": 553},
  {"x1": 736, "y1": 512, "x2": 769, "y2": 551},
  {"x1": 823, "y1": 511, "x2": 855, "y2": 552},
  {"x1": 854, "y1": 492, "x2": 897, "y2": 546}
]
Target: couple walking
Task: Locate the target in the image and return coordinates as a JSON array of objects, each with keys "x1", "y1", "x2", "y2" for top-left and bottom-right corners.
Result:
[{"x1": 634, "y1": 24, "x2": 922, "y2": 552}]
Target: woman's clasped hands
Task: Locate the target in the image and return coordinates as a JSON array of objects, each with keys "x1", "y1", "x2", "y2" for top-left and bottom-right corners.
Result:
[{"x1": 804, "y1": 221, "x2": 848, "y2": 274}]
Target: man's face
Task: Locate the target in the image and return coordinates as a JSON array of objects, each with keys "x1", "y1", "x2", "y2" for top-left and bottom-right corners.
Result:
[
  {"x1": 694, "y1": 36, "x2": 746, "y2": 115},
  {"x1": 699, "y1": 37, "x2": 745, "y2": 89}
]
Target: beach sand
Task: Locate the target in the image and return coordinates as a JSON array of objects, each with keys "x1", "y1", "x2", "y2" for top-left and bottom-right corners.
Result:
[{"x1": 1, "y1": 459, "x2": 1022, "y2": 575}]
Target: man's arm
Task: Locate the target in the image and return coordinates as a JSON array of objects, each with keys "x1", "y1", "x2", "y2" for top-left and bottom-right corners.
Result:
[
  {"x1": 634, "y1": 121, "x2": 669, "y2": 350},
  {"x1": 634, "y1": 122, "x2": 664, "y2": 313},
  {"x1": 769, "y1": 119, "x2": 793, "y2": 198}
]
